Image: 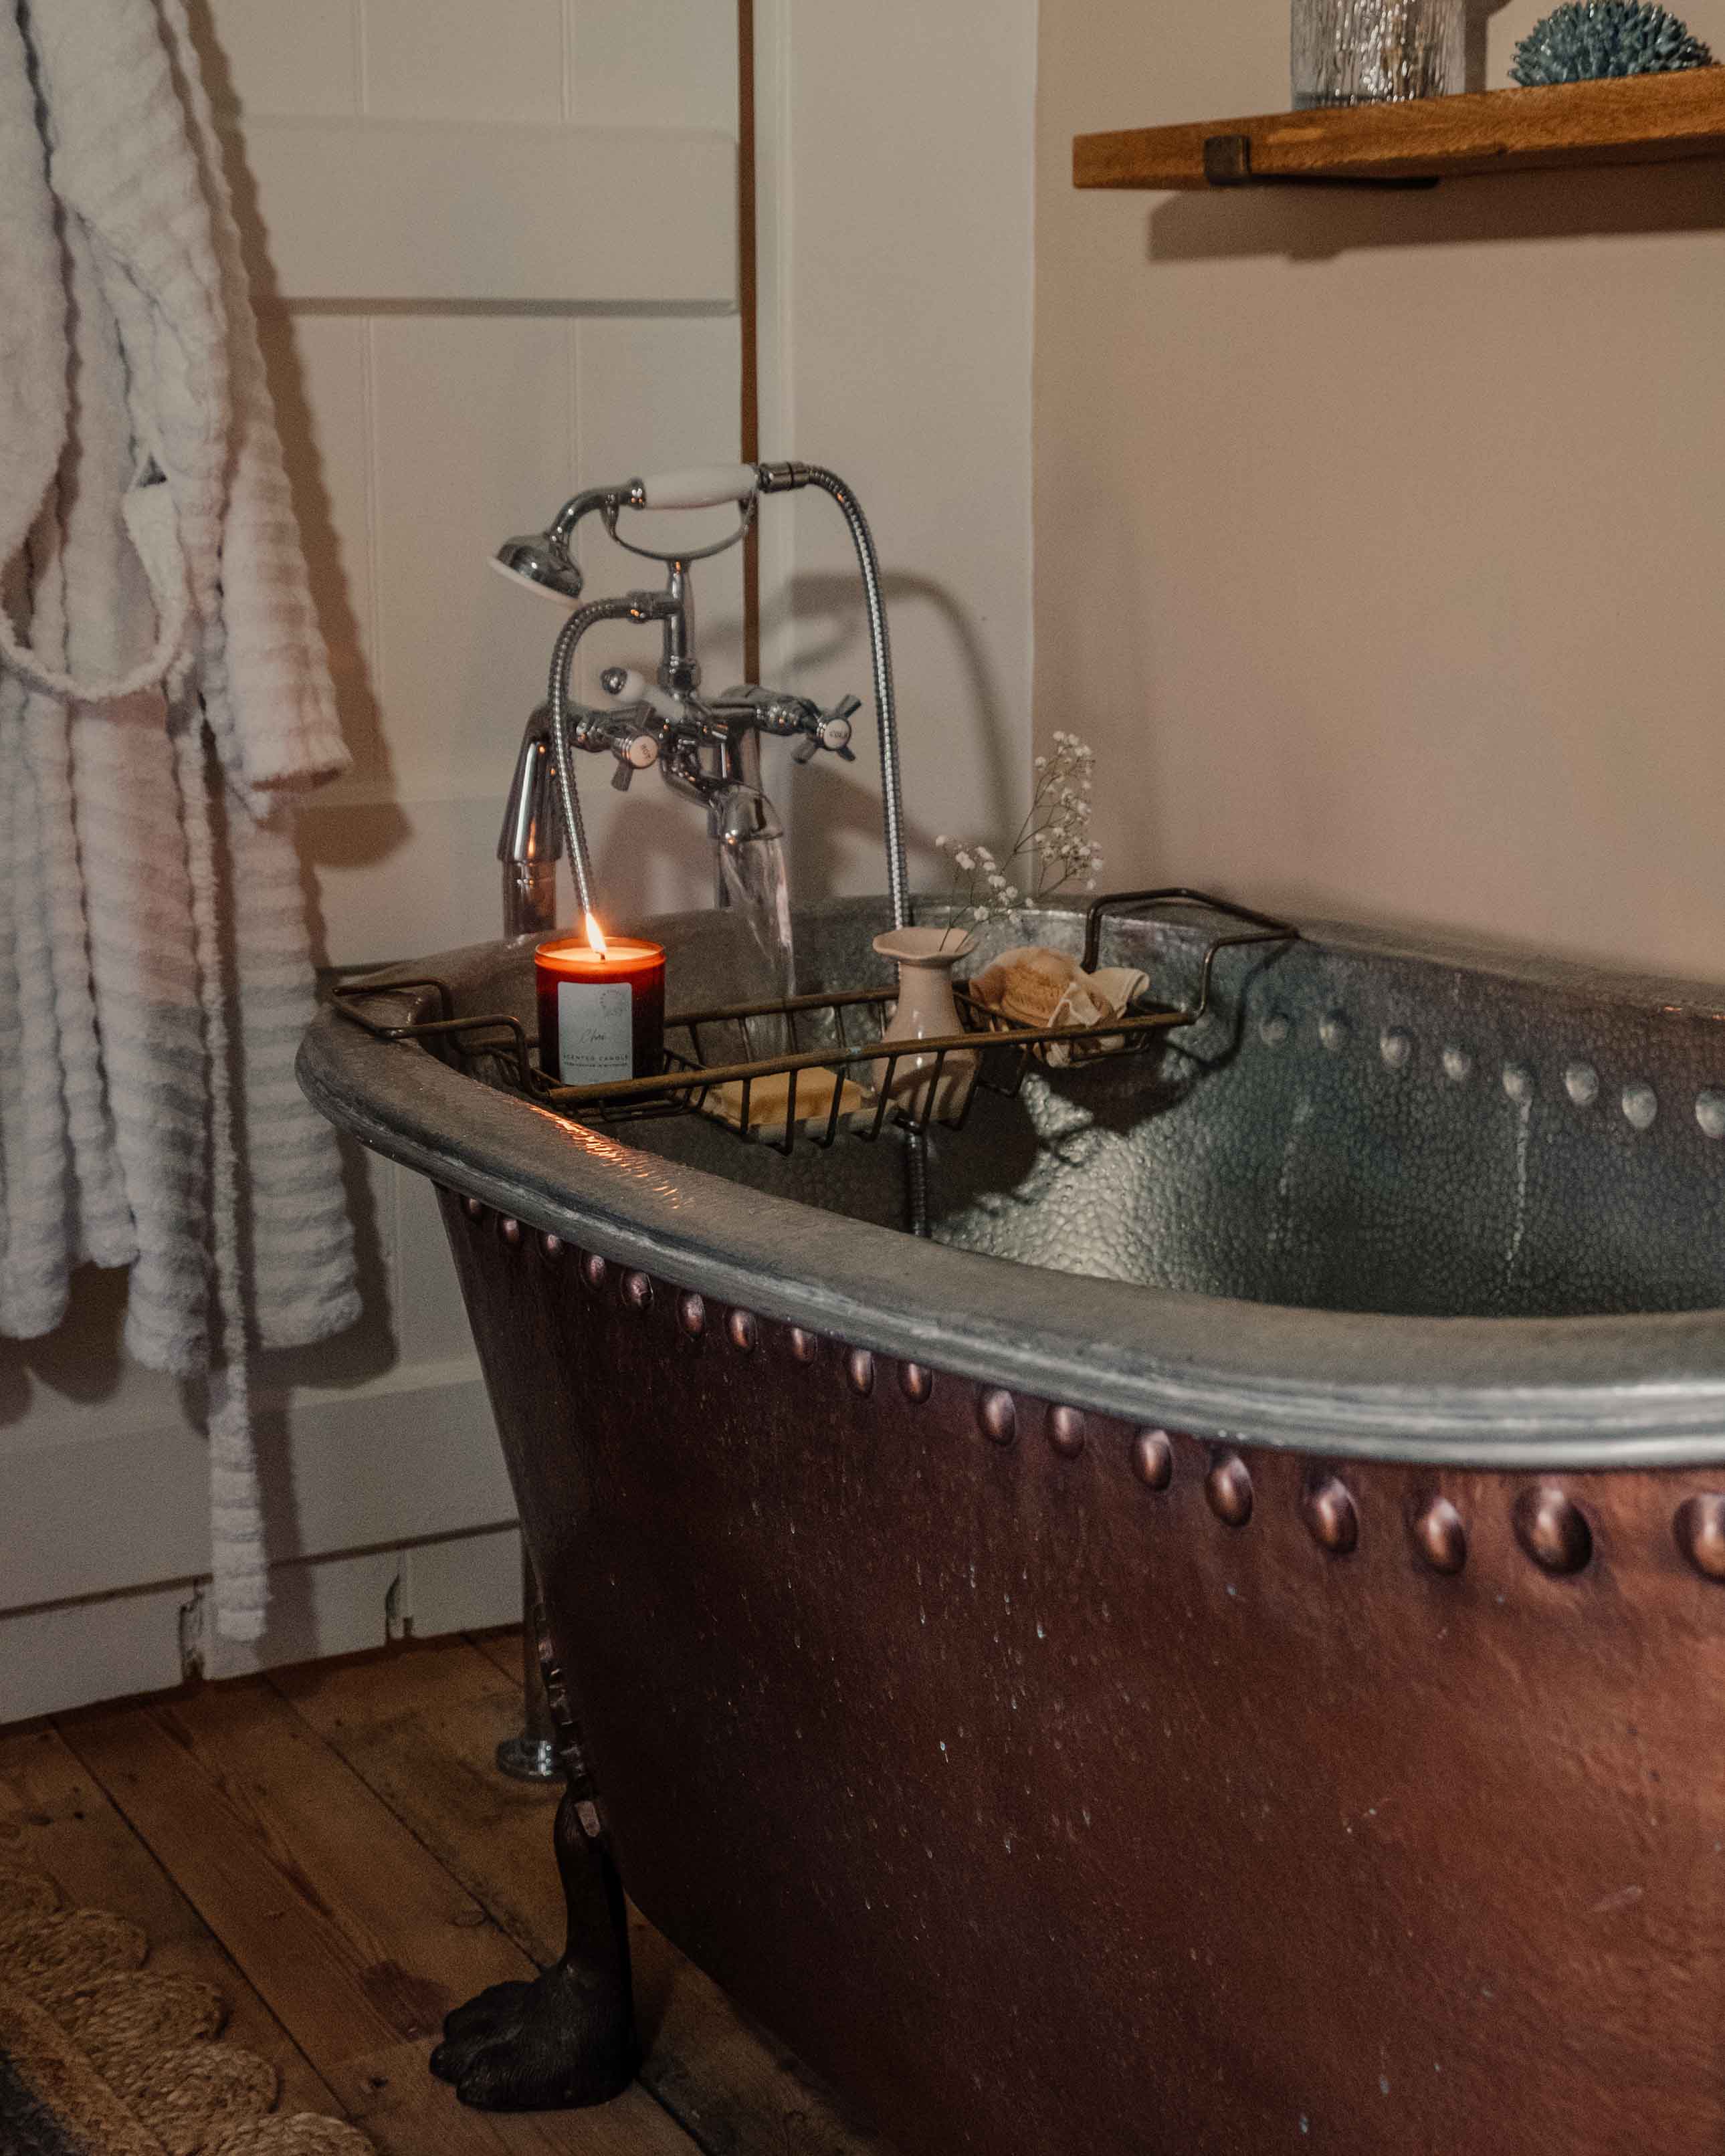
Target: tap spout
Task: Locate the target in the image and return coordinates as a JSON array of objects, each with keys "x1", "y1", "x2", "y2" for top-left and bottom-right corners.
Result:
[{"x1": 498, "y1": 706, "x2": 563, "y2": 938}]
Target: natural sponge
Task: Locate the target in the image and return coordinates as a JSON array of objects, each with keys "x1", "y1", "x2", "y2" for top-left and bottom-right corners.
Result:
[{"x1": 1511, "y1": 1, "x2": 1714, "y2": 85}]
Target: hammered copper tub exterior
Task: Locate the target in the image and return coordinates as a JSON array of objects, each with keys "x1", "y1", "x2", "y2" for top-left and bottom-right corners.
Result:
[
  {"x1": 300, "y1": 901, "x2": 1725, "y2": 2154},
  {"x1": 431, "y1": 1203, "x2": 1725, "y2": 2155}
]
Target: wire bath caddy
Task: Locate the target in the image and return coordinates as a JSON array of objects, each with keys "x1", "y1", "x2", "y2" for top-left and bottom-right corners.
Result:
[{"x1": 332, "y1": 889, "x2": 1298, "y2": 1160}]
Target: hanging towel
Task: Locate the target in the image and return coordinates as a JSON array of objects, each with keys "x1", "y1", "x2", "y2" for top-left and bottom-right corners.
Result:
[{"x1": 0, "y1": 0, "x2": 359, "y2": 1638}]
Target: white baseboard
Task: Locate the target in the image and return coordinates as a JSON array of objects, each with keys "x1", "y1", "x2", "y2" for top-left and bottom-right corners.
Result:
[
  {"x1": 401, "y1": 1525, "x2": 524, "y2": 1638},
  {"x1": 0, "y1": 1585, "x2": 193, "y2": 1725},
  {"x1": 1, "y1": 1522, "x2": 526, "y2": 1723},
  {"x1": 1, "y1": 1330, "x2": 528, "y2": 1721},
  {"x1": 3, "y1": 1358, "x2": 512, "y2": 1612}
]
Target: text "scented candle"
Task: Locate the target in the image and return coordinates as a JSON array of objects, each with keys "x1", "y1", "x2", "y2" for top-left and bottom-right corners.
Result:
[{"x1": 535, "y1": 915, "x2": 666, "y2": 1090}]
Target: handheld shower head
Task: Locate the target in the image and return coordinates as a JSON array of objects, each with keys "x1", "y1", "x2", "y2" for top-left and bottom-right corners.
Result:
[
  {"x1": 492, "y1": 469, "x2": 764, "y2": 605},
  {"x1": 492, "y1": 530, "x2": 585, "y2": 603}
]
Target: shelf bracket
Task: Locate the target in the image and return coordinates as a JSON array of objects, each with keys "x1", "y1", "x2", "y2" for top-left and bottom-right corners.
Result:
[{"x1": 1201, "y1": 132, "x2": 1440, "y2": 189}]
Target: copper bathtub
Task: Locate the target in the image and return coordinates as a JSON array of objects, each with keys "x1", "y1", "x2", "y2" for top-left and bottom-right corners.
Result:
[{"x1": 299, "y1": 897, "x2": 1725, "y2": 2154}]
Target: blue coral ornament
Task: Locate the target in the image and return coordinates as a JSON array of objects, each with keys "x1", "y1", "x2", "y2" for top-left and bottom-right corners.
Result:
[{"x1": 1511, "y1": 1, "x2": 1714, "y2": 85}]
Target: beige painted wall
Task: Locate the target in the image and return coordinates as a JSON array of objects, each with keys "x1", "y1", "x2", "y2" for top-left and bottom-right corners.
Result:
[{"x1": 1036, "y1": 0, "x2": 1725, "y2": 979}]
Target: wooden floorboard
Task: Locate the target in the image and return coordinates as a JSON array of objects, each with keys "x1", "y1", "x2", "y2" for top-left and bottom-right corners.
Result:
[
  {"x1": 61, "y1": 1675, "x2": 690, "y2": 2155},
  {"x1": 470, "y1": 1627, "x2": 526, "y2": 1687},
  {"x1": 0, "y1": 1723, "x2": 336, "y2": 2121},
  {"x1": 275, "y1": 1634, "x2": 892, "y2": 2156},
  {"x1": 18, "y1": 1636, "x2": 887, "y2": 2155}
]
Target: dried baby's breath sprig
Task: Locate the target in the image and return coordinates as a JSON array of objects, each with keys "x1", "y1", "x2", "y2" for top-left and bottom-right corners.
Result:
[{"x1": 934, "y1": 733, "x2": 1104, "y2": 945}]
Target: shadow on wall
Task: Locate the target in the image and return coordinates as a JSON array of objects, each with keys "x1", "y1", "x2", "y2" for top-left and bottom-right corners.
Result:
[
  {"x1": 186, "y1": 0, "x2": 410, "y2": 975},
  {"x1": 1156, "y1": 0, "x2": 1713, "y2": 266},
  {"x1": 779, "y1": 570, "x2": 1015, "y2": 899},
  {"x1": 0, "y1": 1269, "x2": 132, "y2": 1426},
  {"x1": 188, "y1": 0, "x2": 390, "y2": 791},
  {"x1": 0, "y1": 1128, "x2": 398, "y2": 1434},
  {"x1": 1150, "y1": 148, "x2": 1725, "y2": 267}
]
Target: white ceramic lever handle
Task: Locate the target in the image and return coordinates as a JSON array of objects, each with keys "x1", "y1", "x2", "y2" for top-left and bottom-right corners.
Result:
[{"x1": 633, "y1": 465, "x2": 758, "y2": 511}]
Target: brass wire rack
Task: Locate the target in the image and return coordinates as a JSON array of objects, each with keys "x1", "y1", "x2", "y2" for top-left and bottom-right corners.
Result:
[{"x1": 332, "y1": 889, "x2": 1297, "y2": 1160}]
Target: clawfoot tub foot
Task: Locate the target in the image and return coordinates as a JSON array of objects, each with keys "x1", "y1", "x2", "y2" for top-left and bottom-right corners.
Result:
[{"x1": 433, "y1": 1626, "x2": 638, "y2": 2110}]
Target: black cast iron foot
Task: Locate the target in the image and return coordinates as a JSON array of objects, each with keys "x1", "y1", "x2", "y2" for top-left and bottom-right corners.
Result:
[
  {"x1": 430, "y1": 1959, "x2": 636, "y2": 2111},
  {"x1": 431, "y1": 1788, "x2": 638, "y2": 2111}
]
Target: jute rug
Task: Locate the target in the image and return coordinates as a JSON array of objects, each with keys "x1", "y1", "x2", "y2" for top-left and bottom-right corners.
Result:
[{"x1": 0, "y1": 1860, "x2": 373, "y2": 2155}]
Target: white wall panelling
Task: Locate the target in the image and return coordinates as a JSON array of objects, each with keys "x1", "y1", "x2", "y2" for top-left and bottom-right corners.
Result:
[
  {"x1": 246, "y1": 120, "x2": 736, "y2": 305},
  {"x1": 1, "y1": 0, "x2": 744, "y2": 1717}
]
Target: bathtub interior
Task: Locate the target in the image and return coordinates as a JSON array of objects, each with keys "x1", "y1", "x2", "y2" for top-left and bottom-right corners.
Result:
[{"x1": 447, "y1": 898, "x2": 1725, "y2": 1321}]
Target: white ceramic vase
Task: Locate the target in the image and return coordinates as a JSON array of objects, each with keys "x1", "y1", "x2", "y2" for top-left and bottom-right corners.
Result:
[{"x1": 872, "y1": 925, "x2": 979, "y2": 1121}]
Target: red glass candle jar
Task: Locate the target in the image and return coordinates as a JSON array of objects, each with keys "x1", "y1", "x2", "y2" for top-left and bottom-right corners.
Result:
[{"x1": 535, "y1": 930, "x2": 666, "y2": 1089}]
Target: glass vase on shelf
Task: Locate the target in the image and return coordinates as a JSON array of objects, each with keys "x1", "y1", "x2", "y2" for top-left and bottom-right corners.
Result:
[{"x1": 1291, "y1": 0, "x2": 1464, "y2": 108}]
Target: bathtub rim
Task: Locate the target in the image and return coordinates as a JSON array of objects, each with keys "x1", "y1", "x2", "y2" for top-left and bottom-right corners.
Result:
[{"x1": 298, "y1": 913, "x2": 1725, "y2": 1471}]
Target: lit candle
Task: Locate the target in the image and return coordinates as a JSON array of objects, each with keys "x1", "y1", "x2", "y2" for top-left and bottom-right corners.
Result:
[{"x1": 535, "y1": 912, "x2": 666, "y2": 1089}]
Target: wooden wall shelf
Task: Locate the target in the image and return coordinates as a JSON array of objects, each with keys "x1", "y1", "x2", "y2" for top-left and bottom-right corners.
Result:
[{"x1": 1074, "y1": 70, "x2": 1725, "y2": 190}]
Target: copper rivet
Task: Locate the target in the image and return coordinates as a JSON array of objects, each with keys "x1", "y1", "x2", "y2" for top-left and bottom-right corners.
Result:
[
  {"x1": 1047, "y1": 1405, "x2": 1086, "y2": 1459},
  {"x1": 727, "y1": 1308, "x2": 756, "y2": 1352},
  {"x1": 1673, "y1": 1493, "x2": 1725, "y2": 1581},
  {"x1": 464, "y1": 1196, "x2": 485, "y2": 1220},
  {"x1": 678, "y1": 1292, "x2": 705, "y2": 1337},
  {"x1": 900, "y1": 1362, "x2": 933, "y2": 1403},
  {"x1": 1206, "y1": 1449, "x2": 1253, "y2": 1527},
  {"x1": 621, "y1": 1270, "x2": 653, "y2": 1312},
  {"x1": 581, "y1": 1253, "x2": 607, "y2": 1291},
  {"x1": 847, "y1": 1348, "x2": 876, "y2": 1396},
  {"x1": 789, "y1": 1327, "x2": 820, "y2": 1364},
  {"x1": 539, "y1": 1232, "x2": 565, "y2": 1263},
  {"x1": 1302, "y1": 1474, "x2": 1358, "y2": 1557},
  {"x1": 498, "y1": 1216, "x2": 522, "y2": 1248},
  {"x1": 1411, "y1": 1497, "x2": 1467, "y2": 1576},
  {"x1": 1512, "y1": 1485, "x2": 1593, "y2": 1576},
  {"x1": 1130, "y1": 1428, "x2": 1174, "y2": 1491},
  {"x1": 979, "y1": 1388, "x2": 1017, "y2": 1445}
]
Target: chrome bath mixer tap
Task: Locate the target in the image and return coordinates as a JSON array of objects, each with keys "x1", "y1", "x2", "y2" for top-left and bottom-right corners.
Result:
[{"x1": 494, "y1": 461, "x2": 908, "y2": 942}]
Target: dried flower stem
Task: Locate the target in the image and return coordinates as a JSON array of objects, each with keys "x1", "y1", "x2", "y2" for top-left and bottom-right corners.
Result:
[{"x1": 932, "y1": 732, "x2": 1104, "y2": 947}]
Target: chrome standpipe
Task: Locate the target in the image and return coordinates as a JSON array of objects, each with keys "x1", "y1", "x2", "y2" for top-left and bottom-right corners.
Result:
[
  {"x1": 495, "y1": 1550, "x2": 563, "y2": 1783},
  {"x1": 495, "y1": 712, "x2": 563, "y2": 1780}
]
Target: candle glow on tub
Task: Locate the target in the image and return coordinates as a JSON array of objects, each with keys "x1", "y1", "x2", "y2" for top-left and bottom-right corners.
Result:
[{"x1": 535, "y1": 912, "x2": 666, "y2": 1089}]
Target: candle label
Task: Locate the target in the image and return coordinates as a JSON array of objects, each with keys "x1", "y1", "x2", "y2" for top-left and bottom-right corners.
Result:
[{"x1": 557, "y1": 980, "x2": 633, "y2": 1086}]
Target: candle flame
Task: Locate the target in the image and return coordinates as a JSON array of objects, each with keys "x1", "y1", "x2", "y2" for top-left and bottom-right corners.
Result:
[{"x1": 583, "y1": 909, "x2": 609, "y2": 958}]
